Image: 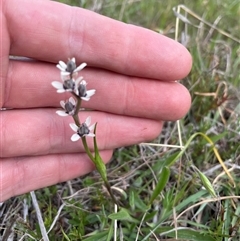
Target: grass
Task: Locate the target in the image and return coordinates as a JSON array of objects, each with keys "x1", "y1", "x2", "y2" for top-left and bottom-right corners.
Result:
[{"x1": 1, "y1": 0, "x2": 240, "y2": 240}]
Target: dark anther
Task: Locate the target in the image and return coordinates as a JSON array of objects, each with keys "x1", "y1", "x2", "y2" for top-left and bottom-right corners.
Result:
[
  {"x1": 78, "y1": 84, "x2": 87, "y2": 97},
  {"x1": 65, "y1": 101, "x2": 75, "y2": 114},
  {"x1": 63, "y1": 79, "x2": 75, "y2": 90},
  {"x1": 77, "y1": 123, "x2": 90, "y2": 137},
  {"x1": 66, "y1": 59, "x2": 76, "y2": 73}
]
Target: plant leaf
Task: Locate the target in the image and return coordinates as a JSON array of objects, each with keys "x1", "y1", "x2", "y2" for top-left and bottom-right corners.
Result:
[
  {"x1": 108, "y1": 208, "x2": 138, "y2": 223},
  {"x1": 149, "y1": 166, "x2": 170, "y2": 205}
]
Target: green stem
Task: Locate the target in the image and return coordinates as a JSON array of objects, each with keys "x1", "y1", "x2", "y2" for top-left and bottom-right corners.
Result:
[
  {"x1": 81, "y1": 136, "x2": 95, "y2": 161},
  {"x1": 72, "y1": 97, "x2": 82, "y2": 126},
  {"x1": 72, "y1": 96, "x2": 119, "y2": 207},
  {"x1": 82, "y1": 136, "x2": 120, "y2": 206}
]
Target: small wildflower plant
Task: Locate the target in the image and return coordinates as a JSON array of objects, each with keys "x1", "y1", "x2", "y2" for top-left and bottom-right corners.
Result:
[{"x1": 52, "y1": 58, "x2": 118, "y2": 205}]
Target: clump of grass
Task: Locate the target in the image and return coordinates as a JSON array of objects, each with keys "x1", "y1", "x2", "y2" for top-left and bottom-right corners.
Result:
[{"x1": 1, "y1": 1, "x2": 239, "y2": 241}]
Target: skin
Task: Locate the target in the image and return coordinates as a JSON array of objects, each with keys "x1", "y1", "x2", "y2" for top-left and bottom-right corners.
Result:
[{"x1": 0, "y1": 0, "x2": 192, "y2": 202}]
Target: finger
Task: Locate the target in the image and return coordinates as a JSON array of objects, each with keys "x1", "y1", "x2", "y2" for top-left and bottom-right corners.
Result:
[
  {"x1": 4, "y1": 0, "x2": 192, "y2": 80},
  {"x1": 3, "y1": 60, "x2": 191, "y2": 120},
  {"x1": 0, "y1": 150, "x2": 113, "y2": 202},
  {"x1": 1, "y1": 109, "x2": 163, "y2": 158}
]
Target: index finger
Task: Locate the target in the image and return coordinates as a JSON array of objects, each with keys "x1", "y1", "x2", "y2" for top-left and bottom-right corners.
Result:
[{"x1": 4, "y1": 0, "x2": 192, "y2": 80}]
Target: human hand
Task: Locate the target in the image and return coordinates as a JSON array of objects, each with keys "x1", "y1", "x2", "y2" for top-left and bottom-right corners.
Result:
[{"x1": 0, "y1": 0, "x2": 192, "y2": 202}]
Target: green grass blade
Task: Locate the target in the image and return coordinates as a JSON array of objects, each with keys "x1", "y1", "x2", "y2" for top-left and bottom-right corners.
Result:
[
  {"x1": 161, "y1": 228, "x2": 216, "y2": 241},
  {"x1": 149, "y1": 166, "x2": 170, "y2": 205}
]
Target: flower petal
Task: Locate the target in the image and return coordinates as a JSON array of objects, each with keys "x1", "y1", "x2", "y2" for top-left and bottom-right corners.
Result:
[
  {"x1": 80, "y1": 89, "x2": 95, "y2": 101},
  {"x1": 85, "y1": 116, "x2": 91, "y2": 126},
  {"x1": 75, "y1": 76, "x2": 83, "y2": 86},
  {"x1": 89, "y1": 123, "x2": 95, "y2": 131},
  {"x1": 74, "y1": 62, "x2": 87, "y2": 72},
  {"x1": 56, "y1": 110, "x2": 69, "y2": 116},
  {"x1": 71, "y1": 133, "x2": 80, "y2": 142},
  {"x1": 81, "y1": 96, "x2": 90, "y2": 101},
  {"x1": 70, "y1": 57, "x2": 76, "y2": 63},
  {"x1": 69, "y1": 97, "x2": 76, "y2": 105},
  {"x1": 69, "y1": 123, "x2": 78, "y2": 132},
  {"x1": 86, "y1": 133, "x2": 95, "y2": 137},
  {"x1": 86, "y1": 89, "x2": 96, "y2": 97},
  {"x1": 80, "y1": 79, "x2": 87, "y2": 86},
  {"x1": 60, "y1": 101, "x2": 65, "y2": 109},
  {"x1": 60, "y1": 71, "x2": 71, "y2": 76},
  {"x1": 52, "y1": 81, "x2": 63, "y2": 89},
  {"x1": 57, "y1": 61, "x2": 67, "y2": 71},
  {"x1": 57, "y1": 89, "x2": 66, "y2": 93}
]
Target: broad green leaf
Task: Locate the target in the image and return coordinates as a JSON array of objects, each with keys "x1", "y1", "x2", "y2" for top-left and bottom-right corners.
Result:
[
  {"x1": 133, "y1": 191, "x2": 149, "y2": 211},
  {"x1": 108, "y1": 208, "x2": 138, "y2": 223}
]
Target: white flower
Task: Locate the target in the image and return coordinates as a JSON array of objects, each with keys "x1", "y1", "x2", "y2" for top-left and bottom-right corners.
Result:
[
  {"x1": 56, "y1": 58, "x2": 87, "y2": 78},
  {"x1": 52, "y1": 79, "x2": 75, "y2": 93},
  {"x1": 69, "y1": 117, "x2": 95, "y2": 141},
  {"x1": 75, "y1": 77, "x2": 96, "y2": 101},
  {"x1": 56, "y1": 97, "x2": 76, "y2": 116}
]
